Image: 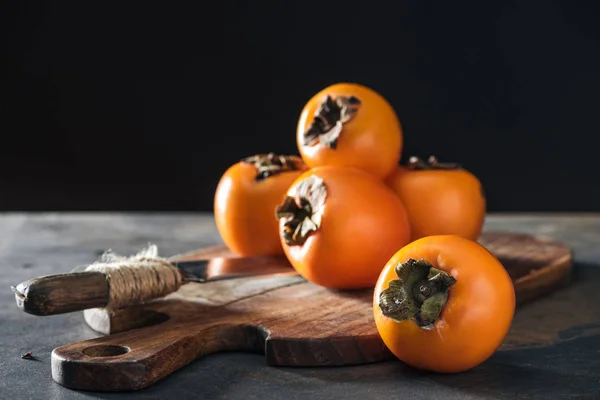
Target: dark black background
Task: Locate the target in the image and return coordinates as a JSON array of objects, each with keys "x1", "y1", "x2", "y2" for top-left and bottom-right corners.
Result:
[{"x1": 2, "y1": 1, "x2": 599, "y2": 211}]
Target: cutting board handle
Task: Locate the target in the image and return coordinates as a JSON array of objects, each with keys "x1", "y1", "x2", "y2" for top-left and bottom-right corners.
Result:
[{"x1": 51, "y1": 318, "x2": 260, "y2": 391}]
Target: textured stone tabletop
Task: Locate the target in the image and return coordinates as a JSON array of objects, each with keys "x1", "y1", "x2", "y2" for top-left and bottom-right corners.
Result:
[{"x1": 0, "y1": 213, "x2": 599, "y2": 399}]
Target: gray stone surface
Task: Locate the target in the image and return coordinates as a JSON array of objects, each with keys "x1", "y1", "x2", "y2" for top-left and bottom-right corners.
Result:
[{"x1": 0, "y1": 213, "x2": 599, "y2": 399}]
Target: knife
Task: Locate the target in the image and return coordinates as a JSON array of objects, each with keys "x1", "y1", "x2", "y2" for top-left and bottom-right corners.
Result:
[{"x1": 12, "y1": 251, "x2": 296, "y2": 317}]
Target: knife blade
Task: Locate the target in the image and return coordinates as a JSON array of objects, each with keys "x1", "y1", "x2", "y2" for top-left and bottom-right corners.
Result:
[{"x1": 12, "y1": 254, "x2": 296, "y2": 316}]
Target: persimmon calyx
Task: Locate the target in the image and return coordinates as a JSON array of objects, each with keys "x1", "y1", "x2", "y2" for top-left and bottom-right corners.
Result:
[
  {"x1": 407, "y1": 155, "x2": 462, "y2": 171},
  {"x1": 275, "y1": 175, "x2": 327, "y2": 246},
  {"x1": 379, "y1": 258, "x2": 456, "y2": 330},
  {"x1": 242, "y1": 153, "x2": 304, "y2": 182},
  {"x1": 302, "y1": 95, "x2": 361, "y2": 149}
]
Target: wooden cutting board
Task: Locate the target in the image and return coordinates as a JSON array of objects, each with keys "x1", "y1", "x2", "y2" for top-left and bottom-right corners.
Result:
[{"x1": 51, "y1": 231, "x2": 573, "y2": 392}]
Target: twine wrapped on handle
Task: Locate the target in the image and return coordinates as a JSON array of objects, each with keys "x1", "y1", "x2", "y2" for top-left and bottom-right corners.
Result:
[{"x1": 85, "y1": 245, "x2": 183, "y2": 309}]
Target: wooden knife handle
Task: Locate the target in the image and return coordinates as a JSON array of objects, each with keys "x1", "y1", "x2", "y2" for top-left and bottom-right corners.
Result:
[{"x1": 13, "y1": 272, "x2": 109, "y2": 316}]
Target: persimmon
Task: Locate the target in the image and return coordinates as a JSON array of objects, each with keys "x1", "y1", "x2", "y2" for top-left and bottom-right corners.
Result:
[
  {"x1": 385, "y1": 155, "x2": 486, "y2": 241},
  {"x1": 275, "y1": 166, "x2": 411, "y2": 289},
  {"x1": 373, "y1": 235, "x2": 515, "y2": 373},
  {"x1": 296, "y1": 82, "x2": 403, "y2": 179},
  {"x1": 214, "y1": 153, "x2": 307, "y2": 256}
]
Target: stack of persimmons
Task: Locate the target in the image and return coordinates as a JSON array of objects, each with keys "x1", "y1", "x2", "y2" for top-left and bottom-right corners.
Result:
[{"x1": 213, "y1": 83, "x2": 515, "y2": 374}]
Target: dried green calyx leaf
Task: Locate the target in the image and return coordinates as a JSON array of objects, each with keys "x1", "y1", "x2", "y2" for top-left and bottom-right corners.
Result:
[
  {"x1": 302, "y1": 95, "x2": 361, "y2": 149},
  {"x1": 379, "y1": 258, "x2": 456, "y2": 330},
  {"x1": 242, "y1": 153, "x2": 305, "y2": 182},
  {"x1": 275, "y1": 175, "x2": 327, "y2": 246}
]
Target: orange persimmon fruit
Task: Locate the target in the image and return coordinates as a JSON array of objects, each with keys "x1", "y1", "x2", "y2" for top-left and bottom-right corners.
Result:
[
  {"x1": 275, "y1": 165, "x2": 411, "y2": 289},
  {"x1": 296, "y1": 82, "x2": 403, "y2": 180},
  {"x1": 373, "y1": 235, "x2": 515, "y2": 373},
  {"x1": 385, "y1": 156, "x2": 486, "y2": 241},
  {"x1": 214, "y1": 153, "x2": 307, "y2": 256}
]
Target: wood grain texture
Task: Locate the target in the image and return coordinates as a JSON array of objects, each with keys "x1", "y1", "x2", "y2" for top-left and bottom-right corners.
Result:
[
  {"x1": 51, "y1": 231, "x2": 573, "y2": 391},
  {"x1": 14, "y1": 271, "x2": 109, "y2": 315},
  {"x1": 478, "y1": 232, "x2": 573, "y2": 304}
]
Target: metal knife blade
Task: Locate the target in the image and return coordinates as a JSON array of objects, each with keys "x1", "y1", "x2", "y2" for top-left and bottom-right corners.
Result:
[{"x1": 173, "y1": 254, "x2": 294, "y2": 283}]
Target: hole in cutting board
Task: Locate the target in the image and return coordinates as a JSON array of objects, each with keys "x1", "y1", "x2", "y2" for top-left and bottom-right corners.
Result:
[{"x1": 82, "y1": 345, "x2": 130, "y2": 357}]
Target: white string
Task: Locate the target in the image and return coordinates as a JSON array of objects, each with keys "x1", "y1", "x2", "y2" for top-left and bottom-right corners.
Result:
[{"x1": 85, "y1": 244, "x2": 183, "y2": 309}]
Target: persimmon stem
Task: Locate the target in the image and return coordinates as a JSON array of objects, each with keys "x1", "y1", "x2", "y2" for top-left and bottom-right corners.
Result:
[
  {"x1": 406, "y1": 155, "x2": 461, "y2": 171},
  {"x1": 302, "y1": 95, "x2": 361, "y2": 149},
  {"x1": 242, "y1": 153, "x2": 304, "y2": 182},
  {"x1": 379, "y1": 258, "x2": 456, "y2": 330},
  {"x1": 275, "y1": 175, "x2": 327, "y2": 246}
]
